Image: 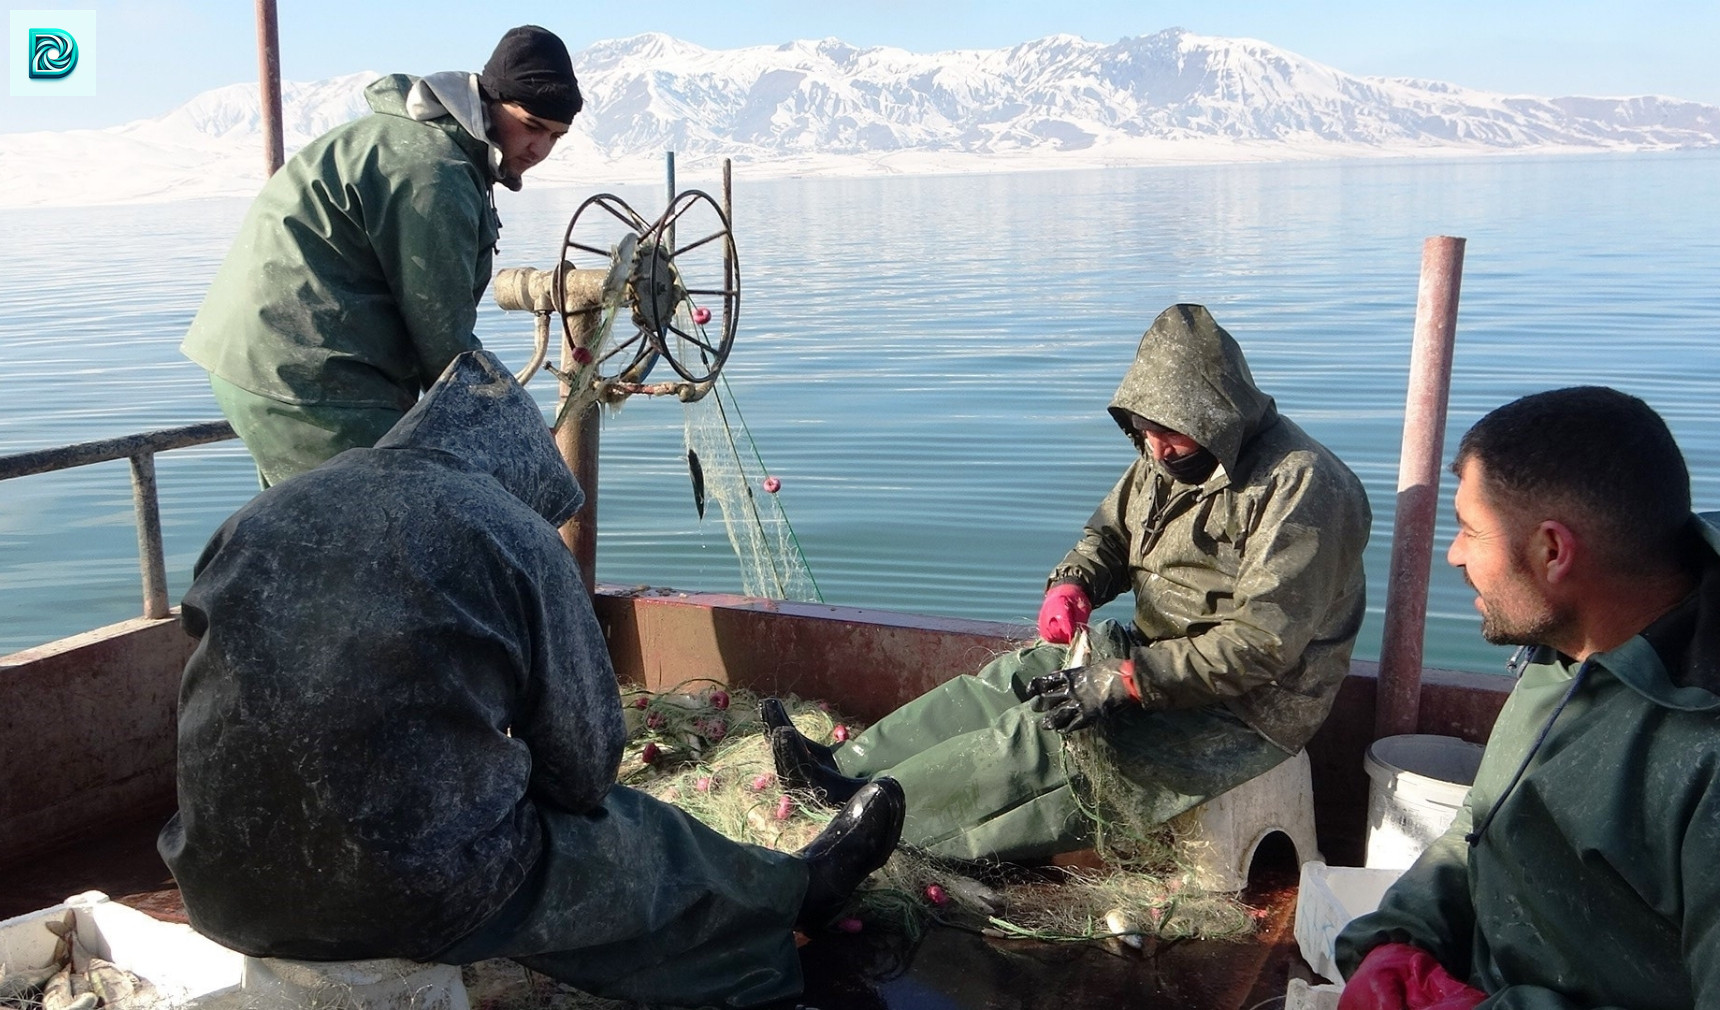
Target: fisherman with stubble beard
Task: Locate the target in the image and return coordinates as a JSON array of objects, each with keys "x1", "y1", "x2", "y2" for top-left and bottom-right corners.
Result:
[{"x1": 1336, "y1": 386, "x2": 1720, "y2": 1010}]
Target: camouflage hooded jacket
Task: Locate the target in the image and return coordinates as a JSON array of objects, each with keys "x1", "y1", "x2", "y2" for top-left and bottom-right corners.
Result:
[{"x1": 1049, "y1": 304, "x2": 1372, "y2": 753}]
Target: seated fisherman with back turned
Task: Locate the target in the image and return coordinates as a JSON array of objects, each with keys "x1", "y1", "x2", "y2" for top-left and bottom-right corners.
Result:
[
  {"x1": 765, "y1": 303, "x2": 1373, "y2": 861},
  {"x1": 1336, "y1": 386, "x2": 1720, "y2": 1010},
  {"x1": 160, "y1": 351, "x2": 906, "y2": 1009}
]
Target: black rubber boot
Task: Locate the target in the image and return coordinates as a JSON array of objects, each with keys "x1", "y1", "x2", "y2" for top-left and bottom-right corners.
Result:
[
  {"x1": 770, "y1": 727, "x2": 870, "y2": 806},
  {"x1": 758, "y1": 697, "x2": 839, "y2": 767},
  {"x1": 796, "y1": 777, "x2": 906, "y2": 929}
]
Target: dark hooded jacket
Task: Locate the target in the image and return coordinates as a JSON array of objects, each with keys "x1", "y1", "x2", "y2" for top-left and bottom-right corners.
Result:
[
  {"x1": 1336, "y1": 513, "x2": 1720, "y2": 1009},
  {"x1": 181, "y1": 72, "x2": 505, "y2": 411},
  {"x1": 159, "y1": 350, "x2": 625, "y2": 961},
  {"x1": 1049, "y1": 304, "x2": 1372, "y2": 753}
]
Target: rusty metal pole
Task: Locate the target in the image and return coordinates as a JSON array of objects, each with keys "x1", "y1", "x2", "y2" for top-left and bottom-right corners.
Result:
[
  {"x1": 1376, "y1": 236, "x2": 1467, "y2": 739},
  {"x1": 558, "y1": 317, "x2": 602, "y2": 595},
  {"x1": 255, "y1": 0, "x2": 284, "y2": 176},
  {"x1": 129, "y1": 452, "x2": 171, "y2": 619},
  {"x1": 494, "y1": 267, "x2": 607, "y2": 593}
]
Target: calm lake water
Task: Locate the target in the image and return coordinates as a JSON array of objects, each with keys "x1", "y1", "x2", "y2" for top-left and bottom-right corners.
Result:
[{"x1": 3, "y1": 151, "x2": 1718, "y2": 672}]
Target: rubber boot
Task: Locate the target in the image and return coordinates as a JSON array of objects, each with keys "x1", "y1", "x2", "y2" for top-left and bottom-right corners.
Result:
[
  {"x1": 771, "y1": 728, "x2": 869, "y2": 806},
  {"x1": 758, "y1": 697, "x2": 838, "y2": 767},
  {"x1": 796, "y1": 778, "x2": 906, "y2": 929}
]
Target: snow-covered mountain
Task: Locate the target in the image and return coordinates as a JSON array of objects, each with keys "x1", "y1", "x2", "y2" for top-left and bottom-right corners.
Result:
[
  {"x1": 3, "y1": 29, "x2": 1716, "y2": 208},
  {"x1": 576, "y1": 30, "x2": 1718, "y2": 156}
]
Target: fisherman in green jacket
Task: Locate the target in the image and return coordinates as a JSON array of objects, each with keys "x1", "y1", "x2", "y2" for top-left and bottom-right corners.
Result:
[
  {"x1": 1335, "y1": 387, "x2": 1720, "y2": 1010},
  {"x1": 766, "y1": 304, "x2": 1373, "y2": 860},
  {"x1": 182, "y1": 26, "x2": 579, "y2": 485}
]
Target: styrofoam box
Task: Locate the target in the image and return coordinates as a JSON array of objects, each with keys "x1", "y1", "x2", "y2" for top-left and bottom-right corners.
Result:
[
  {"x1": 1285, "y1": 978, "x2": 1344, "y2": 1010},
  {"x1": 1293, "y1": 861, "x2": 1405, "y2": 984},
  {"x1": 0, "y1": 891, "x2": 243, "y2": 1005}
]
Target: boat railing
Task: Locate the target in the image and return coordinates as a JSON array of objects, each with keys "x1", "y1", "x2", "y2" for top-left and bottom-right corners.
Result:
[{"x1": 0, "y1": 422, "x2": 237, "y2": 621}]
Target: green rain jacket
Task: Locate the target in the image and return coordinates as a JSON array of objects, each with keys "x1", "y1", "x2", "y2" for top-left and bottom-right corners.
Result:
[
  {"x1": 1336, "y1": 513, "x2": 1720, "y2": 1009},
  {"x1": 1048, "y1": 304, "x2": 1372, "y2": 754},
  {"x1": 182, "y1": 72, "x2": 502, "y2": 411}
]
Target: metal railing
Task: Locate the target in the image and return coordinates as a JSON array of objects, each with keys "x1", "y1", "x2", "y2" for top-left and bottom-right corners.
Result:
[{"x1": 0, "y1": 422, "x2": 237, "y2": 620}]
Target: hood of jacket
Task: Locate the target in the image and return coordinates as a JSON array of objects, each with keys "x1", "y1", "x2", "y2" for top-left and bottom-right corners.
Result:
[
  {"x1": 1107, "y1": 304, "x2": 1277, "y2": 480},
  {"x1": 1591, "y1": 510, "x2": 1720, "y2": 711},
  {"x1": 366, "y1": 72, "x2": 515, "y2": 190},
  {"x1": 374, "y1": 350, "x2": 581, "y2": 526}
]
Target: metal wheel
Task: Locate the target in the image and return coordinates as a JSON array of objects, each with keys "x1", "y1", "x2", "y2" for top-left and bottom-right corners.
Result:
[
  {"x1": 635, "y1": 189, "x2": 740, "y2": 384},
  {"x1": 558, "y1": 193, "x2": 655, "y2": 381}
]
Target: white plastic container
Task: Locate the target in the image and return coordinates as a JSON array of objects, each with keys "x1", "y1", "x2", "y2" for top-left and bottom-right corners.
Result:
[
  {"x1": 1294, "y1": 860, "x2": 1405, "y2": 983},
  {"x1": 0, "y1": 892, "x2": 468, "y2": 1010},
  {"x1": 1363, "y1": 734, "x2": 1485, "y2": 869},
  {"x1": 0, "y1": 890, "x2": 243, "y2": 1005}
]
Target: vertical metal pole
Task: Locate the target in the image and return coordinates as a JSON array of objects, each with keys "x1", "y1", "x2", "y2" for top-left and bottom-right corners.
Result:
[
  {"x1": 130, "y1": 453, "x2": 171, "y2": 620},
  {"x1": 664, "y1": 151, "x2": 677, "y2": 251},
  {"x1": 558, "y1": 310, "x2": 602, "y2": 596},
  {"x1": 1376, "y1": 236, "x2": 1467, "y2": 739},
  {"x1": 255, "y1": 0, "x2": 285, "y2": 177},
  {"x1": 722, "y1": 158, "x2": 733, "y2": 328}
]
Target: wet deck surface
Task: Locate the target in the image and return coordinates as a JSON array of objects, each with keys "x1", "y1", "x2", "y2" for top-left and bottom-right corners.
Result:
[
  {"x1": 3, "y1": 815, "x2": 1314, "y2": 1010},
  {"x1": 796, "y1": 867, "x2": 1308, "y2": 1010}
]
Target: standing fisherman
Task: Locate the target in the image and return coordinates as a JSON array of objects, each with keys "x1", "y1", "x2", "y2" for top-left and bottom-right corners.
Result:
[{"x1": 183, "y1": 25, "x2": 578, "y2": 485}]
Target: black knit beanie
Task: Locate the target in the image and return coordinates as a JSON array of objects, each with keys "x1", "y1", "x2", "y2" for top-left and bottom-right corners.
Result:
[{"x1": 479, "y1": 25, "x2": 582, "y2": 123}]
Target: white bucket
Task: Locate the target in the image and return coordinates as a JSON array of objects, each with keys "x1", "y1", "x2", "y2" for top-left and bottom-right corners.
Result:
[{"x1": 1362, "y1": 734, "x2": 1486, "y2": 869}]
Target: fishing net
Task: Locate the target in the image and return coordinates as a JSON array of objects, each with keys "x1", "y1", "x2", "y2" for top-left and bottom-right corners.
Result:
[
  {"x1": 680, "y1": 381, "x2": 820, "y2": 603},
  {"x1": 615, "y1": 683, "x2": 1258, "y2": 949}
]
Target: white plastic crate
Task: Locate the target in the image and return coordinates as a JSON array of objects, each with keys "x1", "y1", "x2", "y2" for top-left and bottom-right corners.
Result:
[{"x1": 0, "y1": 891, "x2": 243, "y2": 1006}]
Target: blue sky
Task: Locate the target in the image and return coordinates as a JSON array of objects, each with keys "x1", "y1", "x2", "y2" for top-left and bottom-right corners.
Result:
[{"x1": 3, "y1": 0, "x2": 1716, "y2": 133}]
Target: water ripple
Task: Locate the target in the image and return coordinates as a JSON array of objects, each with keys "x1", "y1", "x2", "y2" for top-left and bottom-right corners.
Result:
[{"x1": 3, "y1": 153, "x2": 1718, "y2": 670}]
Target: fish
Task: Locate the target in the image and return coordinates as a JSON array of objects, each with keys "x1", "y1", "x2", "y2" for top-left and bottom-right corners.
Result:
[{"x1": 688, "y1": 449, "x2": 706, "y2": 519}]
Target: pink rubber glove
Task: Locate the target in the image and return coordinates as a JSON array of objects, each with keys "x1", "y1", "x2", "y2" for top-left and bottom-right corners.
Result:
[
  {"x1": 1338, "y1": 943, "x2": 1486, "y2": 1010},
  {"x1": 1036, "y1": 583, "x2": 1092, "y2": 644}
]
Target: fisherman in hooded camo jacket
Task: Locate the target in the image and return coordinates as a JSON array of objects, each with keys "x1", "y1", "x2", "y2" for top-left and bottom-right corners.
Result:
[
  {"x1": 182, "y1": 25, "x2": 577, "y2": 486},
  {"x1": 764, "y1": 303, "x2": 1373, "y2": 861}
]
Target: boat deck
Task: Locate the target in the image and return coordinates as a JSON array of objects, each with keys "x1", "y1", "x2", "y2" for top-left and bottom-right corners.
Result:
[{"x1": 0, "y1": 811, "x2": 1316, "y2": 1010}]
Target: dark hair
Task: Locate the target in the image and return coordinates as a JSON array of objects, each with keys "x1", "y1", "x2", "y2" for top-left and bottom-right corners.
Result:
[{"x1": 1452, "y1": 386, "x2": 1691, "y2": 574}]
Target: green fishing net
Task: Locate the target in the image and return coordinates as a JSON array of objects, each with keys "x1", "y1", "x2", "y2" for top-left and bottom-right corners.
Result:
[{"x1": 616, "y1": 682, "x2": 1258, "y2": 947}]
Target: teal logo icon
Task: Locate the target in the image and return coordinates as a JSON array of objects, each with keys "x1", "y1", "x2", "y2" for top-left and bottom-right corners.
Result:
[{"x1": 28, "y1": 28, "x2": 78, "y2": 79}]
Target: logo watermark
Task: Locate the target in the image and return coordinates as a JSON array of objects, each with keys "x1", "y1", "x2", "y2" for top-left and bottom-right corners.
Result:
[
  {"x1": 10, "y1": 9, "x2": 97, "y2": 96},
  {"x1": 28, "y1": 27, "x2": 76, "y2": 78}
]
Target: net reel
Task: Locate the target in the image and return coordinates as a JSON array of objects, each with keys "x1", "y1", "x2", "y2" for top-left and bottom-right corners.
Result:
[
  {"x1": 492, "y1": 168, "x2": 815, "y2": 604},
  {"x1": 498, "y1": 189, "x2": 740, "y2": 424}
]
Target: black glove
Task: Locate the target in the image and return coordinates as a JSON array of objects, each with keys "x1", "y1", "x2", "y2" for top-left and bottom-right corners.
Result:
[{"x1": 1025, "y1": 659, "x2": 1140, "y2": 732}]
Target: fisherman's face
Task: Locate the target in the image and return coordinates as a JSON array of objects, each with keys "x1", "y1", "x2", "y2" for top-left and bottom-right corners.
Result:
[
  {"x1": 1128, "y1": 414, "x2": 1203, "y2": 463},
  {"x1": 489, "y1": 102, "x2": 570, "y2": 180},
  {"x1": 1448, "y1": 458, "x2": 1564, "y2": 647}
]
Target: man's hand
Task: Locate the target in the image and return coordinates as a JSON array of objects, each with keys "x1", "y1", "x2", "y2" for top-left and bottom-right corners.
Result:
[
  {"x1": 1037, "y1": 583, "x2": 1092, "y2": 644},
  {"x1": 1338, "y1": 943, "x2": 1486, "y2": 1010},
  {"x1": 1025, "y1": 659, "x2": 1139, "y2": 732}
]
